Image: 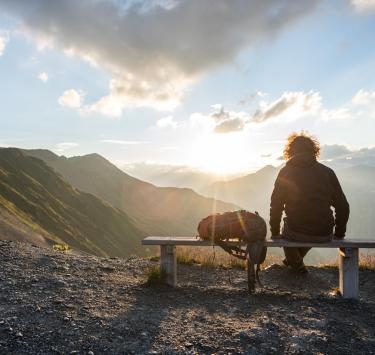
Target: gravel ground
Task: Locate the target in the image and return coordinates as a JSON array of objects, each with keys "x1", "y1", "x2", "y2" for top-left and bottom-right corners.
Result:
[{"x1": 0, "y1": 240, "x2": 375, "y2": 355}]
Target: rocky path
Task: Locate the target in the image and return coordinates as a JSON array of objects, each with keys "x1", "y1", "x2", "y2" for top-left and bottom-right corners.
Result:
[{"x1": 1, "y1": 240, "x2": 375, "y2": 354}]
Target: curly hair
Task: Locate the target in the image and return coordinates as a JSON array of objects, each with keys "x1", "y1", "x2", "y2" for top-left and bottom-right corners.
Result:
[{"x1": 283, "y1": 131, "x2": 320, "y2": 160}]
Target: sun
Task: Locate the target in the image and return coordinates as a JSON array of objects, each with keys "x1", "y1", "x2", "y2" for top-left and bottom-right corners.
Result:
[{"x1": 189, "y1": 134, "x2": 252, "y2": 175}]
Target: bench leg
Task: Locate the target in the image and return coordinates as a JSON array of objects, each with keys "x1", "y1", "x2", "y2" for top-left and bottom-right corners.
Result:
[
  {"x1": 339, "y1": 247, "x2": 359, "y2": 300},
  {"x1": 160, "y1": 245, "x2": 177, "y2": 286}
]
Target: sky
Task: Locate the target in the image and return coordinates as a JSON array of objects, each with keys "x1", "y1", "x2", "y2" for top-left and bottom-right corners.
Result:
[{"x1": 0, "y1": 0, "x2": 375, "y2": 174}]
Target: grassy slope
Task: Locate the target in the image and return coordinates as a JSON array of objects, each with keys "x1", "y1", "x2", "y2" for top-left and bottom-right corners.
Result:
[
  {"x1": 24, "y1": 149, "x2": 239, "y2": 236},
  {"x1": 0, "y1": 148, "x2": 145, "y2": 257},
  {"x1": 0, "y1": 202, "x2": 57, "y2": 248}
]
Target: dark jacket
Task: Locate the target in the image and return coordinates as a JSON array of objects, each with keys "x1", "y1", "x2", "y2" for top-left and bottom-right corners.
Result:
[{"x1": 270, "y1": 153, "x2": 350, "y2": 238}]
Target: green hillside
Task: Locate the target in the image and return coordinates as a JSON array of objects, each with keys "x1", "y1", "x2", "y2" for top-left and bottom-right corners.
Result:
[
  {"x1": 0, "y1": 148, "x2": 145, "y2": 257},
  {"x1": 0, "y1": 203, "x2": 56, "y2": 248},
  {"x1": 24, "y1": 149, "x2": 239, "y2": 236}
]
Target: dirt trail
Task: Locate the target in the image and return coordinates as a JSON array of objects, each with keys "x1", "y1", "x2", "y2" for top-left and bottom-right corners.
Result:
[{"x1": 0, "y1": 240, "x2": 374, "y2": 354}]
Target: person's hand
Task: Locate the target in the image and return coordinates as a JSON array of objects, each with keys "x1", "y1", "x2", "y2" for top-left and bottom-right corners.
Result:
[{"x1": 333, "y1": 234, "x2": 345, "y2": 240}]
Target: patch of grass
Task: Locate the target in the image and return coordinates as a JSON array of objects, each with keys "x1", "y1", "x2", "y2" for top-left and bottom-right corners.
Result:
[
  {"x1": 320, "y1": 252, "x2": 375, "y2": 271},
  {"x1": 227, "y1": 257, "x2": 246, "y2": 270},
  {"x1": 145, "y1": 265, "x2": 166, "y2": 285},
  {"x1": 359, "y1": 254, "x2": 375, "y2": 270},
  {"x1": 53, "y1": 243, "x2": 71, "y2": 253},
  {"x1": 151, "y1": 246, "x2": 283, "y2": 270},
  {"x1": 177, "y1": 246, "x2": 228, "y2": 268},
  {"x1": 176, "y1": 254, "x2": 195, "y2": 266}
]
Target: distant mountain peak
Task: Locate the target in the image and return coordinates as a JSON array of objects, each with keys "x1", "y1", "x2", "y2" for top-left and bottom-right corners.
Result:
[
  {"x1": 257, "y1": 164, "x2": 278, "y2": 173},
  {"x1": 21, "y1": 149, "x2": 59, "y2": 163},
  {"x1": 79, "y1": 152, "x2": 105, "y2": 160},
  {"x1": 68, "y1": 152, "x2": 115, "y2": 166}
]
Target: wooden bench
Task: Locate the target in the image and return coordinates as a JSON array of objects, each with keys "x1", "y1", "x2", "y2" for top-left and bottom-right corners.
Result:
[{"x1": 142, "y1": 237, "x2": 375, "y2": 299}]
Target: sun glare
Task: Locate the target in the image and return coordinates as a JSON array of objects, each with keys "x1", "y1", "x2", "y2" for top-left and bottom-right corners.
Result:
[{"x1": 190, "y1": 134, "x2": 254, "y2": 175}]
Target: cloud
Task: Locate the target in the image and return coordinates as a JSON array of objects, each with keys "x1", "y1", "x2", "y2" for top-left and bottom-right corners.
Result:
[
  {"x1": 239, "y1": 91, "x2": 267, "y2": 106},
  {"x1": 156, "y1": 115, "x2": 179, "y2": 129},
  {"x1": 319, "y1": 144, "x2": 375, "y2": 168},
  {"x1": 321, "y1": 89, "x2": 375, "y2": 120},
  {"x1": 55, "y1": 142, "x2": 78, "y2": 152},
  {"x1": 191, "y1": 88, "x2": 375, "y2": 134},
  {"x1": 0, "y1": 31, "x2": 9, "y2": 56},
  {"x1": 248, "y1": 89, "x2": 375, "y2": 124},
  {"x1": 320, "y1": 144, "x2": 352, "y2": 160},
  {"x1": 85, "y1": 92, "x2": 123, "y2": 117},
  {"x1": 320, "y1": 144, "x2": 375, "y2": 162},
  {"x1": 38, "y1": 72, "x2": 48, "y2": 83},
  {"x1": 214, "y1": 116, "x2": 246, "y2": 133},
  {"x1": 58, "y1": 89, "x2": 83, "y2": 109},
  {"x1": 189, "y1": 112, "x2": 216, "y2": 131},
  {"x1": 210, "y1": 107, "x2": 231, "y2": 121},
  {"x1": 250, "y1": 91, "x2": 322, "y2": 123},
  {"x1": 351, "y1": 0, "x2": 375, "y2": 12},
  {"x1": 100, "y1": 139, "x2": 147, "y2": 145},
  {"x1": 0, "y1": 0, "x2": 319, "y2": 115},
  {"x1": 192, "y1": 91, "x2": 322, "y2": 133},
  {"x1": 206, "y1": 107, "x2": 249, "y2": 133},
  {"x1": 250, "y1": 89, "x2": 375, "y2": 123},
  {"x1": 352, "y1": 89, "x2": 375, "y2": 105}
]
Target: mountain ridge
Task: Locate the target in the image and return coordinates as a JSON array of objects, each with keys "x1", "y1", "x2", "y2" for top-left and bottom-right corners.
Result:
[
  {"x1": 0, "y1": 148, "x2": 145, "y2": 257},
  {"x1": 24, "y1": 149, "x2": 239, "y2": 237}
]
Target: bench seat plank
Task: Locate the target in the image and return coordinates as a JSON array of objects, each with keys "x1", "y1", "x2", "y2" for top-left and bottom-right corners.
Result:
[{"x1": 142, "y1": 236, "x2": 375, "y2": 248}]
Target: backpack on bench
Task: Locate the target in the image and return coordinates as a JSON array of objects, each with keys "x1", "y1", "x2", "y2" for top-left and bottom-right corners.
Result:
[{"x1": 197, "y1": 210, "x2": 267, "y2": 293}]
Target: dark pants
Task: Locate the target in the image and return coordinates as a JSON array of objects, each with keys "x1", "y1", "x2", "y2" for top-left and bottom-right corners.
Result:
[
  {"x1": 283, "y1": 247, "x2": 311, "y2": 268},
  {"x1": 282, "y1": 219, "x2": 332, "y2": 268}
]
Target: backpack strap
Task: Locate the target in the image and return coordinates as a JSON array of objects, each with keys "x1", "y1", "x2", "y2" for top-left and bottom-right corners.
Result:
[
  {"x1": 215, "y1": 240, "x2": 265, "y2": 294},
  {"x1": 216, "y1": 240, "x2": 247, "y2": 260},
  {"x1": 255, "y1": 263, "x2": 262, "y2": 287}
]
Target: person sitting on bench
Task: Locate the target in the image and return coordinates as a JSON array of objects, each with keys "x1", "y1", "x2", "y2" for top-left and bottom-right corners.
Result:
[{"x1": 270, "y1": 132, "x2": 350, "y2": 273}]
